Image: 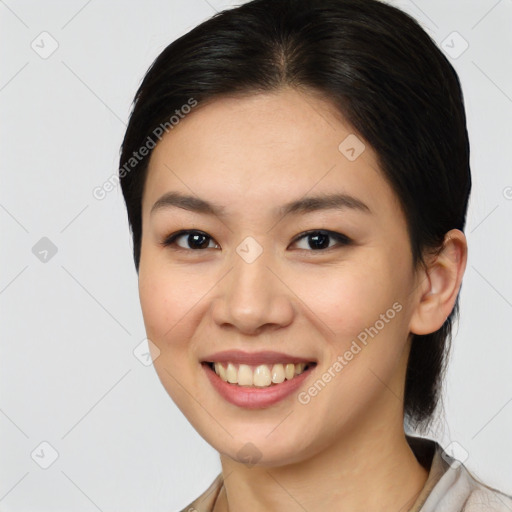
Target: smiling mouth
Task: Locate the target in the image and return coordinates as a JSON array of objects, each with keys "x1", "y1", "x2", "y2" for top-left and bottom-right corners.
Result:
[{"x1": 203, "y1": 361, "x2": 317, "y2": 388}]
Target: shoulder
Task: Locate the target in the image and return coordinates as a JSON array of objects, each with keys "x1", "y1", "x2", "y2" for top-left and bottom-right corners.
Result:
[
  {"x1": 420, "y1": 442, "x2": 512, "y2": 512},
  {"x1": 464, "y1": 487, "x2": 512, "y2": 512},
  {"x1": 459, "y1": 474, "x2": 512, "y2": 512},
  {"x1": 177, "y1": 473, "x2": 223, "y2": 512}
]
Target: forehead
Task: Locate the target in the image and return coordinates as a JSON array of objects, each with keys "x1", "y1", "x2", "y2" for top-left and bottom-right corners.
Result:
[{"x1": 142, "y1": 87, "x2": 399, "y2": 221}]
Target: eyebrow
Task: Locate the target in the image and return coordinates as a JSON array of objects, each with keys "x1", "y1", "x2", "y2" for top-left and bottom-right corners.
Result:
[{"x1": 150, "y1": 191, "x2": 371, "y2": 218}]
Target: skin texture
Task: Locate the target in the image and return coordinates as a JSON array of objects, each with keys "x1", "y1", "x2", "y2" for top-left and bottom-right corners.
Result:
[{"x1": 138, "y1": 87, "x2": 467, "y2": 511}]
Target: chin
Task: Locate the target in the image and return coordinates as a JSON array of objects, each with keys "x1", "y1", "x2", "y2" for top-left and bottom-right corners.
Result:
[{"x1": 200, "y1": 424, "x2": 317, "y2": 468}]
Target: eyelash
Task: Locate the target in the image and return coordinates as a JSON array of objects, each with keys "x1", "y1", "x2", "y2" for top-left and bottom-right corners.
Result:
[{"x1": 160, "y1": 229, "x2": 352, "y2": 253}]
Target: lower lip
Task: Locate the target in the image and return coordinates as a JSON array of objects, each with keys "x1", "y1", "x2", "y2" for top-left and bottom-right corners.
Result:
[{"x1": 202, "y1": 362, "x2": 315, "y2": 409}]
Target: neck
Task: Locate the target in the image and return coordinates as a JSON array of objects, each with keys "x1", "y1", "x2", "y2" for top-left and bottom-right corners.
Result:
[{"x1": 214, "y1": 417, "x2": 429, "y2": 512}]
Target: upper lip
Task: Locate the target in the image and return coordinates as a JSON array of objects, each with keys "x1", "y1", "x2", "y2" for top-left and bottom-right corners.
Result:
[{"x1": 201, "y1": 350, "x2": 317, "y2": 366}]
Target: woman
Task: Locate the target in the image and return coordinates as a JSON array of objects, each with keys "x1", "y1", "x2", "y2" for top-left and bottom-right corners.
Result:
[{"x1": 118, "y1": 0, "x2": 512, "y2": 510}]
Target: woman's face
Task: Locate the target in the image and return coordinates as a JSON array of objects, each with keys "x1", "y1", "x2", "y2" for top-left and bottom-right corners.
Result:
[{"x1": 138, "y1": 87, "x2": 422, "y2": 465}]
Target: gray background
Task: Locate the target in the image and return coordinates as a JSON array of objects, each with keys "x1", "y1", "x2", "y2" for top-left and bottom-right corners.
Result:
[{"x1": 1, "y1": 0, "x2": 511, "y2": 510}]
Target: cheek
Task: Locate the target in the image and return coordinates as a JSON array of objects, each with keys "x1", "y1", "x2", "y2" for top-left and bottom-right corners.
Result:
[
  {"x1": 293, "y1": 261, "x2": 411, "y2": 418},
  {"x1": 137, "y1": 259, "x2": 207, "y2": 410},
  {"x1": 295, "y1": 258, "x2": 405, "y2": 341},
  {"x1": 137, "y1": 256, "x2": 199, "y2": 352}
]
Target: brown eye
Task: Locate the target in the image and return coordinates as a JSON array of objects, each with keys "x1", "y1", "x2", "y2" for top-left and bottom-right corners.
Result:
[
  {"x1": 162, "y1": 230, "x2": 219, "y2": 250},
  {"x1": 291, "y1": 230, "x2": 352, "y2": 251}
]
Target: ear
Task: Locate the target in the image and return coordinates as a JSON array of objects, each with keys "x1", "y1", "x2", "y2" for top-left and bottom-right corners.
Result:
[{"x1": 409, "y1": 229, "x2": 468, "y2": 335}]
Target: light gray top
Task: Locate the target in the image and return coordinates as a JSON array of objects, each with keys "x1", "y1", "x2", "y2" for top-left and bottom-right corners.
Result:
[{"x1": 179, "y1": 435, "x2": 512, "y2": 511}]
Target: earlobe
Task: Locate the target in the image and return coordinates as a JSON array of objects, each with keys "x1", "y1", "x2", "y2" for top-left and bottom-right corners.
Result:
[{"x1": 409, "y1": 229, "x2": 468, "y2": 335}]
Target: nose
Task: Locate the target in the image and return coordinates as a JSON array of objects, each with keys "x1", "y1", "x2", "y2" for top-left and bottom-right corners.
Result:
[{"x1": 210, "y1": 239, "x2": 295, "y2": 335}]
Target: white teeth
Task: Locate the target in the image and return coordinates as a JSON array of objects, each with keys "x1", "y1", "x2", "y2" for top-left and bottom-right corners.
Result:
[
  {"x1": 285, "y1": 363, "x2": 295, "y2": 380},
  {"x1": 271, "y1": 364, "x2": 285, "y2": 384},
  {"x1": 238, "y1": 364, "x2": 253, "y2": 386},
  {"x1": 226, "y1": 363, "x2": 237, "y2": 383},
  {"x1": 211, "y1": 361, "x2": 311, "y2": 387},
  {"x1": 218, "y1": 363, "x2": 227, "y2": 381},
  {"x1": 253, "y1": 365, "x2": 271, "y2": 387}
]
